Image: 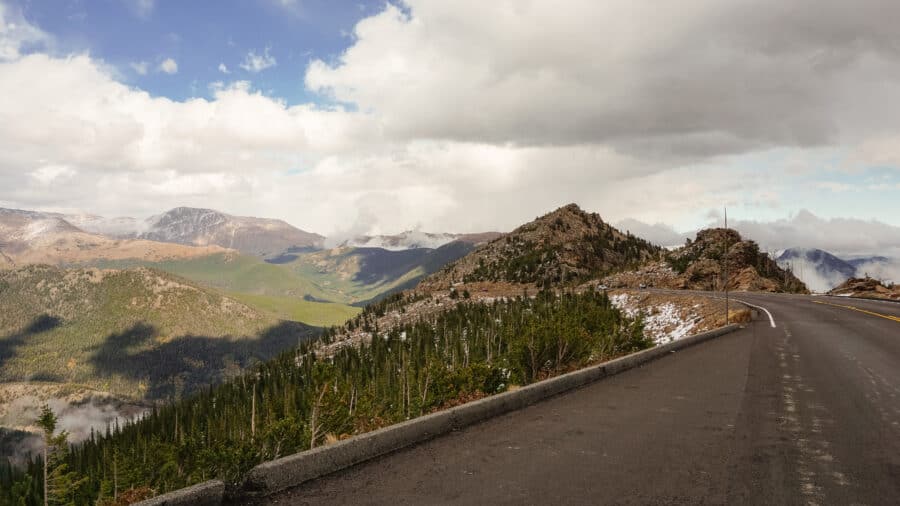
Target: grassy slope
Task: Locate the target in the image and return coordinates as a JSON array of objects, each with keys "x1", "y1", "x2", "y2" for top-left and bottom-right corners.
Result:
[
  {"x1": 82, "y1": 245, "x2": 472, "y2": 325},
  {"x1": 86, "y1": 254, "x2": 362, "y2": 327},
  {"x1": 287, "y1": 242, "x2": 476, "y2": 304},
  {"x1": 0, "y1": 265, "x2": 316, "y2": 400},
  {"x1": 226, "y1": 291, "x2": 360, "y2": 328}
]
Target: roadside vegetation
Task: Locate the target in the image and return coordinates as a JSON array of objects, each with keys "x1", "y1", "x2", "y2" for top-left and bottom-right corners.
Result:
[{"x1": 1, "y1": 290, "x2": 647, "y2": 504}]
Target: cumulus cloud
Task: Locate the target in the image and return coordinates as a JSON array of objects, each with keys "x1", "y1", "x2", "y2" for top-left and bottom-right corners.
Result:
[
  {"x1": 727, "y1": 210, "x2": 900, "y2": 258},
  {"x1": 240, "y1": 47, "x2": 276, "y2": 73},
  {"x1": 306, "y1": 0, "x2": 900, "y2": 154},
  {"x1": 625, "y1": 209, "x2": 900, "y2": 259},
  {"x1": 0, "y1": 0, "x2": 898, "y2": 239},
  {"x1": 851, "y1": 259, "x2": 900, "y2": 285},
  {"x1": 614, "y1": 219, "x2": 690, "y2": 249},
  {"x1": 0, "y1": 2, "x2": 49, "y2": 61},
  {"x1": 218, "y1": 62, "x2": 229, "y2": 74},
  {"x1": 157, "y1": 57, "x2": 177, "y2": 74},
  {"x1": 130, "y1": 60, "x2": 149, "y2": 75},
  {"x1": 30, "y1": 164, "x2": 77, "y2": 185}
]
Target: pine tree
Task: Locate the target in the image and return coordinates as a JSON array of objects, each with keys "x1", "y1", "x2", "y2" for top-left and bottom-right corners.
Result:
[{"x1": 37, "y1": 405, "x2": 87, "y2": 505}]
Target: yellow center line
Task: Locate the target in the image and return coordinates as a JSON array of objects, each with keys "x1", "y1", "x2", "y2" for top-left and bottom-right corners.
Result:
[{"x1": 812, "y1": 300, "x2": 900, "y2": 323}]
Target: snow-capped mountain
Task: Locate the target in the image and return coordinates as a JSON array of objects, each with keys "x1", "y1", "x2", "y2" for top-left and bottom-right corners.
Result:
[
  {"x1": 137, "y1": 207, "x2": 324, "y2": 257},
  {"x1": 0, "y1": 207, "x2": 226, "y2": 265}
]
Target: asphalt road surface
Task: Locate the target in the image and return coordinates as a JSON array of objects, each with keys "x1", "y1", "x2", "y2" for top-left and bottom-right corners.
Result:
[{"x1": 261, "y1": 293, "x2": 900, "y2": 505}]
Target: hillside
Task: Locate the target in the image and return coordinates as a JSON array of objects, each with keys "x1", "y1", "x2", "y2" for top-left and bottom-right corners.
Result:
[
  {"x1": 420, "y1": 204, "x2": 661, "y2": 290},
  {"x1": 604, "y1": 228, "x2": 808, "y2": 293},
  {"x1": 828, "y1": 277, "x2": 899, "y2": 300},
  {"x1": 0, "y1": 203, "x2": 723, "y2": 504},
  {"x1": 84, "y1": 241, "x2": 476, "y2": 320},
  {"x1": 0, "y1": 208, "x2": 229, "y2": 267},
  {"x1": 288, "y1": 240, "x2": 481, "y2": 305},
  {"x1": 0, "y1": 265, "x2": 315, "y2": 401},
  {"x1": 137, "y1": 207, "x2": 324, "y2": 257},
  {"x1": 17, "y1": 289, "x2": 650, "y2": 503}
]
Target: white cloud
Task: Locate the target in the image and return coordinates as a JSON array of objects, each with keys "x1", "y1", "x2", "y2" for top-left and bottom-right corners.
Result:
[
  {"x1": 127, "y1": 0, "x2": 155, "y2": 18},
  {"x1": 723, "y1": 210, "x2": 900, "y2": 259},
  {"x1": 240, "y1": 47, "x2": 276, "y2": 73},
  {"x1": 306, "y1": 1, "x2": 900, "y2": 154},
  {"x1": 30, "y1": 164, "x2": 77, "y2": 184},
  {"x1": 268, "y1": 0, "x2": 303, "y2": 16},
  {"x1": 130, "y1": 61, "x2": 149, "y2": 75},
  {"x1": 157, "y1": 57, "x2": 177, "y2": 74},
  {"x1": 0, "y1": 0, "x2": 898, "y2": 241},
  {"x1": 614, "y1": 219, "x2": 690, "y2": 248},
  {"x1": 0, "y1": 2, "x2": 50, "y2": 61}
]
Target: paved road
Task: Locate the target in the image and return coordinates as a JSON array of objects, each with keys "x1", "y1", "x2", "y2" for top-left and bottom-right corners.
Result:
[{"x1": 262, "y1": 293, "x2": 900, "y2": 505}]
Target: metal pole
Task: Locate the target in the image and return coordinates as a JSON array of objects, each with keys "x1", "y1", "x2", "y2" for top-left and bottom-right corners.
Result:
[
  {"x1": 43, "y1": 447, "x2": 48, "y2": 506},
  {"x1": 725, "y1": 207, "x2": 729, "y2": 325}
]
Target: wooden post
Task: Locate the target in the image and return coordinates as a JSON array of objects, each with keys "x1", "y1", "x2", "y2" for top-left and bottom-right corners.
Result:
[
  {"x1": 725, "y1": 207, "x2": 729, "y2": 325},
  {"x1": 251, "y1": 381, "x2": 257, "y2": 439},
  {"x1": 43, "y1": 447, "x2": 48, "y2": 506},
  {"x1": 113, "y1": 450, "x2": 118, "y2": 501}
]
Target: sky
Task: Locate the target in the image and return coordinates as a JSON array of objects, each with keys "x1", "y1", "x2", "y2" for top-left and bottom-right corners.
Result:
[{"x1": 1, "y1": 0, "x2": 899, "y2": 256}]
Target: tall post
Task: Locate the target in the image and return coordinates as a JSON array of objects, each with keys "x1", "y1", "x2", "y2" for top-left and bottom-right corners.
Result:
[
  {"x1": 251, "y1": 381, "x2": 257, "y2": 439},
  {"x1": 43, "y1": 447, "x2": 48, "y2": 506},
  {"x1": 113, "y1": 449, "x2": 118, "y2": 501},
  {"x1": 725, "y1": 206, "x2": 729, "y2": 325}
]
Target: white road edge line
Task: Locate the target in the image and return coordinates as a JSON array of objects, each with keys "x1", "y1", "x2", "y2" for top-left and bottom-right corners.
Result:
[{"x1": 733, "y1": 299, "x2": 776, "y2": 328}]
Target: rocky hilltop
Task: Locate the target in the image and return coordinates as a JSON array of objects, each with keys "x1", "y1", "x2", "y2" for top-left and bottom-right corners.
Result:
[
  {"x1": 604, "y1": 228, "x2": 808, "y2": 293},
  {"x1": 420, "y1": 204, "x2": 661, "y2": 290},
  {"x1": 828, "y1": 277, "x2": 899, "y2": 300}
]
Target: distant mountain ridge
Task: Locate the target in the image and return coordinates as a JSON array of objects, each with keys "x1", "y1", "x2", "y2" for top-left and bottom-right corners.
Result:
[
  {"x1": 15, "y1": 206, "x2": 498, "y2": 257},
  {"x1": 0, "y1": 208, "x2": 228, "y2": 266},
  {"x1": 776, "y1": 248, "x2": 896, "y2": 292},
  {"x1": 135, "y1": 207, "x2": 324, "y2": 257}
]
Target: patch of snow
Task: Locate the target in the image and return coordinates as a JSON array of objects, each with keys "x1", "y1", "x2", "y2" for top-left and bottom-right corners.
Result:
[
  {"x1": 610, "y1": 293, "x2": 697, "y2": 344},
  {"x1": 21, "y1": 219, "x2": 65, "y2": 240},
  {"x1": 67, "y1": 214, "x2": 143, "y2": 237}
]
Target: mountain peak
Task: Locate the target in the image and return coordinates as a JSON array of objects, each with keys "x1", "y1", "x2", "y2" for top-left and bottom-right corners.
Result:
[
  {"x1": 420, "y1": 205, "x2": 660, "y2": 289},
  {"x1": 140, "y1": 207, "x2": 323, "y2": 256}
]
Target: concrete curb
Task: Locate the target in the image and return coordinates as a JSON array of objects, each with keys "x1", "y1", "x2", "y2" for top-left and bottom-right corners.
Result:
[
  {"x1": 134, "y1": 479, "x2": 224, "y2": 506},
  {"x1": 240, "y1": 322, "x2": 742, "y2": 497}
]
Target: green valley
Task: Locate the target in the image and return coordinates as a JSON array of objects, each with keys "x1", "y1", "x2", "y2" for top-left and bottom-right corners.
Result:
[{"x1": 0, "y1": 265, "x2": 317, "y2": 401}]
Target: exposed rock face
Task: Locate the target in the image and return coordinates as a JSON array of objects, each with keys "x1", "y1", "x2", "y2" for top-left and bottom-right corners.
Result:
[
  {"x1": 419, "y1": 204, "x2": 662, "y2": 290},
  {"x1": 139, "y1": 207, "x2": 324, "y2": 257},
  {"x1": 604, "y1": 228, "x2": 808, "y2": 293},
  {"x1": 0, "y1": 208, "x2": 227, "y2": 266},
  {"x1": 829, "y1": 277, "x2": 899, "y2": 300}
]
